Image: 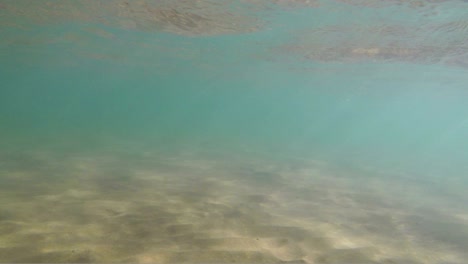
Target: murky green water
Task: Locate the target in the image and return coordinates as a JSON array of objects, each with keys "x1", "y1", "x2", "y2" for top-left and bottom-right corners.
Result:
[{"x1": 1, "y1": 1, "x2": 468, "y2": 263}]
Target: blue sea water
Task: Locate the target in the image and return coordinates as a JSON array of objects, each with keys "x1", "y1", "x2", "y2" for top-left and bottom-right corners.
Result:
[{"x1": 0, "y1": 1, "x2": 467, "y2": 263}]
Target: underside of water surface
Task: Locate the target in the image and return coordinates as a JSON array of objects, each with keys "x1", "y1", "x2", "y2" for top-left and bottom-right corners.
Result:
[{"x1": 0, "y1": 0, "x2": 468, "y2": 263}]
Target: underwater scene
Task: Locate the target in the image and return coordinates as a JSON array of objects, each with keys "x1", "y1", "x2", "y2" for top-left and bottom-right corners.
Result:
[{"x1": 1, "y1": 0, "x2": 468, "y2": 263}]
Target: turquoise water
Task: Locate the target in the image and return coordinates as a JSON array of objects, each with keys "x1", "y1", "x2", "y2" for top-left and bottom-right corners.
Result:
[{"x1": 1, "y1": 1, "x2": 468, "y2": 263}]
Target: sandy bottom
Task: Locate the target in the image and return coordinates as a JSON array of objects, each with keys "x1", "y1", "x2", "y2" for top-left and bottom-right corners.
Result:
[{"x1": 0, "y1": 148, "x2": 467, "y2": 263}]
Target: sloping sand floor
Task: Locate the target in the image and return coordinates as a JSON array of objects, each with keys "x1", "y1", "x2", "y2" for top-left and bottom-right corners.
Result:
[{"x1": 0, "y1": 150, "x2": 467, "y2": 263}]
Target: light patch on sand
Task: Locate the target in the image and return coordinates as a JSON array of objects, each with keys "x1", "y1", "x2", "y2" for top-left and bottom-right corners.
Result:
[
  {"x1": 455, "y1": 213, "x2": 468, "y2": 222},
  {"x1": 136, "y1": 253, "x2": 168, "y2": 263},
  {"x1": 64, "y1": 189, "x2": 96, "y2": 199},
  {"x1": 326, "y1": 233, "x2": 368, "y2": 249}
]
